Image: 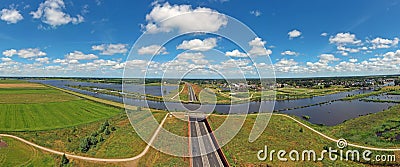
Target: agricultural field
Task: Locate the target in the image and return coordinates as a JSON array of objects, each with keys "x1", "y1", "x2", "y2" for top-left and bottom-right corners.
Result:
[
  {"x1": 0, "y1": 81, "x2": 122, "y2": 131},
  {"x1": 0, "y1": 79, "x2": 188, "y2": 166}
]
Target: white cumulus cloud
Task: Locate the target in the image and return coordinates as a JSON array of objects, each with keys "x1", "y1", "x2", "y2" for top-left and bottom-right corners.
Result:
[
  {"x1": 248, "y1": 37, "x2": 272, "y2": 56},
  {"x1": 225, "y1": 49, "x2": 248, "y2": 57},
  {"x1": 1, "y1": 57, "x2": 12, "y2": 62},
  {"x1": 288, "y1": 29, "x2": 302, "y2": 39},
  {"x1": 177, "y1": 38, "x2": 217, "y2": 51},
  {"x1": 92, "y1": 44, "x2": 129, "y2": 55},
  {"x1": 369, "y1": 37, "x2": 399, "y2": 49},
  {"x1": 2, "y1": 49, "x2": 17, "y2": 57},
  {"x1": 142, "y1": 2, "x2": 228, "y2": 33},
  {"x1": 3, "y1": 48, "x2": 47, "y2": 59},
  {"x1": 35, "y1": 57, "x2": 50, "y2": 63},
  {"x1": 319, "y1": 54, "x2": 339, "y2": 63},
  {"x1": 281, "y1": 50, "x2": 299, "y2": 56},
  {"x1": 329, "y1": 32, "x2": 361, "y2": 45},
  {"x1": 65, "y1": 51, "x2": 98, "y2": 60},
  {"x1": 137, "y1": 45, "x2": 168, "y2": 55},
  {"x1": 0, "y1": 8, "x2": 23, "y2": 24},
  {"x1": 30, "y1": 0, "x2": 84, "y2": 27},
  {"x1": 348, "y1": 58, "x2": 358, "y2": 63}
]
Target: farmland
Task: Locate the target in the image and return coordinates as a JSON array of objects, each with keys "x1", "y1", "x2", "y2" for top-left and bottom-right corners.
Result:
[
  {"x1": 0, "y1": 81, "x2": 122, "y2": 131},
  {"x1": 0, "y1": 79, "x2": 188, "y2": 166}
]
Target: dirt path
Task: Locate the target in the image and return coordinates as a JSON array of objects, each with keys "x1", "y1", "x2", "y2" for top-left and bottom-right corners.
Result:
[
  {"x1": 212, "y1": 113, "x2": 400, "y2": 152},
  {"x1": 0, "y1": 114, "x2": 168, "y2": 162},
  {"x1": 274, "y1": 113, "x2": 400, "y2": 151}
]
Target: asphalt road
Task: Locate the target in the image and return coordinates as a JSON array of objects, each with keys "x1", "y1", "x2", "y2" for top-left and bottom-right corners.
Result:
[
  {"x1": 190, "y1": 116, "x2": 224, "y2": 167},
  {"x1": 187, "y1": 84, "x2": 198, "y2": 102}
]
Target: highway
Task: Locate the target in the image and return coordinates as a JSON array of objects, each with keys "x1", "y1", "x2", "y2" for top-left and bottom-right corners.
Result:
[
  {"x1": 190, "y1": 116, "x2": 225, "y2": 167},
  {"x1": 187, "y1": 83, "x2": 198, "y2": 102},
  {"x1": 187, "y1": 83, "x2": 226, "y2": 166}
]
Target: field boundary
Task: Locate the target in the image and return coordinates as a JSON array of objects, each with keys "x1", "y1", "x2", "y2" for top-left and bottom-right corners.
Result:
[{"x1": 0, "y1": 113, "x2": 169, "y2": 162}]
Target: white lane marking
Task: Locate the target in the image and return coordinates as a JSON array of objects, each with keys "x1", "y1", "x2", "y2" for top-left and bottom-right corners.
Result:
[
  {"x1": 199, "y1": 122, "x2": 224, "y2": 167},
  {"x1": 195, "y1": 121, "x2": 210, "y2": 167}
]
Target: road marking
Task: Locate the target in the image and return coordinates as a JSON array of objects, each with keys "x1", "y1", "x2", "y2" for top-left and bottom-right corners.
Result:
[
  {"x1": 199, "y1": 122, "x2": 224, "y2": 166},
  {"x1": 195, "y1": 121, "x2": 210, "y2": 166}
]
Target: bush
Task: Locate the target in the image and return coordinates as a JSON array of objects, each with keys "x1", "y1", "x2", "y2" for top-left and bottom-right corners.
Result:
[
  {"x1": 105, "y1": 127, "x2": 111, "y2": 135},
  {"x1": 61, "y1": 154, "x2": 69, "y2": 166},
  {"x1": 89, "y1": 136, "x2": 98, "y2": 146},
  {"x1": 98, "y1": 135, "x2": 105, "y2": 142},
  {"x1": 91, "y1": 131, "x2": 98, "y2": 137},
  {"x1": 104, "y1": 120, "x2": 110, "y2": 127},
  {"x1": 79, "y1": 138, "x2": 90, "y2": 153}
]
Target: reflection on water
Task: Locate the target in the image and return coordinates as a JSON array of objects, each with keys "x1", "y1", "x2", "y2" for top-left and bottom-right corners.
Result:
[
  {"x1": 30, "y1": 80, "x2": 398, "y2": 126},
  {"x1": 281, "y1": 100, "x2": 396, "y2": 126},
  {"x1": 31, "y1": 79, "x2": 177, "y2": 96},
  {"x1": 366, "y1": 94, "x2": 400, "y2": 101}
]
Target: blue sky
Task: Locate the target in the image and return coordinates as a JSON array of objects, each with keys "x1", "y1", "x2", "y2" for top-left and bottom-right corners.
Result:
[{"x1": 0, "y1": 0, "x2": 400, "y2": 78}]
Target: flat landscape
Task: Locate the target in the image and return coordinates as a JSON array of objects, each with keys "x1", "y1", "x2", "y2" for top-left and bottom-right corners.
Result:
[
  {"x1": 0, "y1": 80, "x2": 122, "y2": 131},
  {"x1": 2, "y1": 78, "x2": 400, "y2": 166}
]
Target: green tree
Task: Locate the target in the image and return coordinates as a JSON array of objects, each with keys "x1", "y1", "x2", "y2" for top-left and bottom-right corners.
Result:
[
  {"x1": 79, "y1": 138, "x2": 90, "y2": 153},
  {"x1": 98, "y1": 135, "x2": 105, "y2": 142},
  {"x1": 111, "y1": 126, "x2": 116, "y2": 131},
  {"x1": 89, "y1": 136, "x2": 98, "y2": 146},
  {"x1": 103, "y1": 120, "x2": 110, "y2": 127},
  {"x1": 60, "y1": 154, "x2": 69, "y2": 166},
  {"x1": 104, "y1": 127, "x2": 111, "y2": 135}
]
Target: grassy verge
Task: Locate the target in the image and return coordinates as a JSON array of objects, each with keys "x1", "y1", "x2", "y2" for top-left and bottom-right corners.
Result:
[
  {"x1": 137, "y1": 115, "x2": 189, "y2": 166},
  {"x1": 208, "y1": 114, "x2": 399, "y2": 166}
]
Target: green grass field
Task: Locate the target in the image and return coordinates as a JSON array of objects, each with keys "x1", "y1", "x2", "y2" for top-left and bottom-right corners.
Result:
[
  {"x1": 137, "y1": 115, "x2": 189, "y2": 166},
  {"x1": 0, "y1": 79, "x2": 27, "y2": 84},
  {"x1": 0, "y1": 99, "x2": 122, "y2": 131},
  {"x1": 0, "y1": 137, "x2": 56, "y2": 166},
  {"x1": 0, "y1": 83, "x2": 122, "y2": 131}
]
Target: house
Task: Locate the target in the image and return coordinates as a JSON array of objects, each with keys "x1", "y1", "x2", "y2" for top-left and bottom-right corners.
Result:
[{"x1": 383, "y1": 79, "x2": 395, "y2": 86}]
